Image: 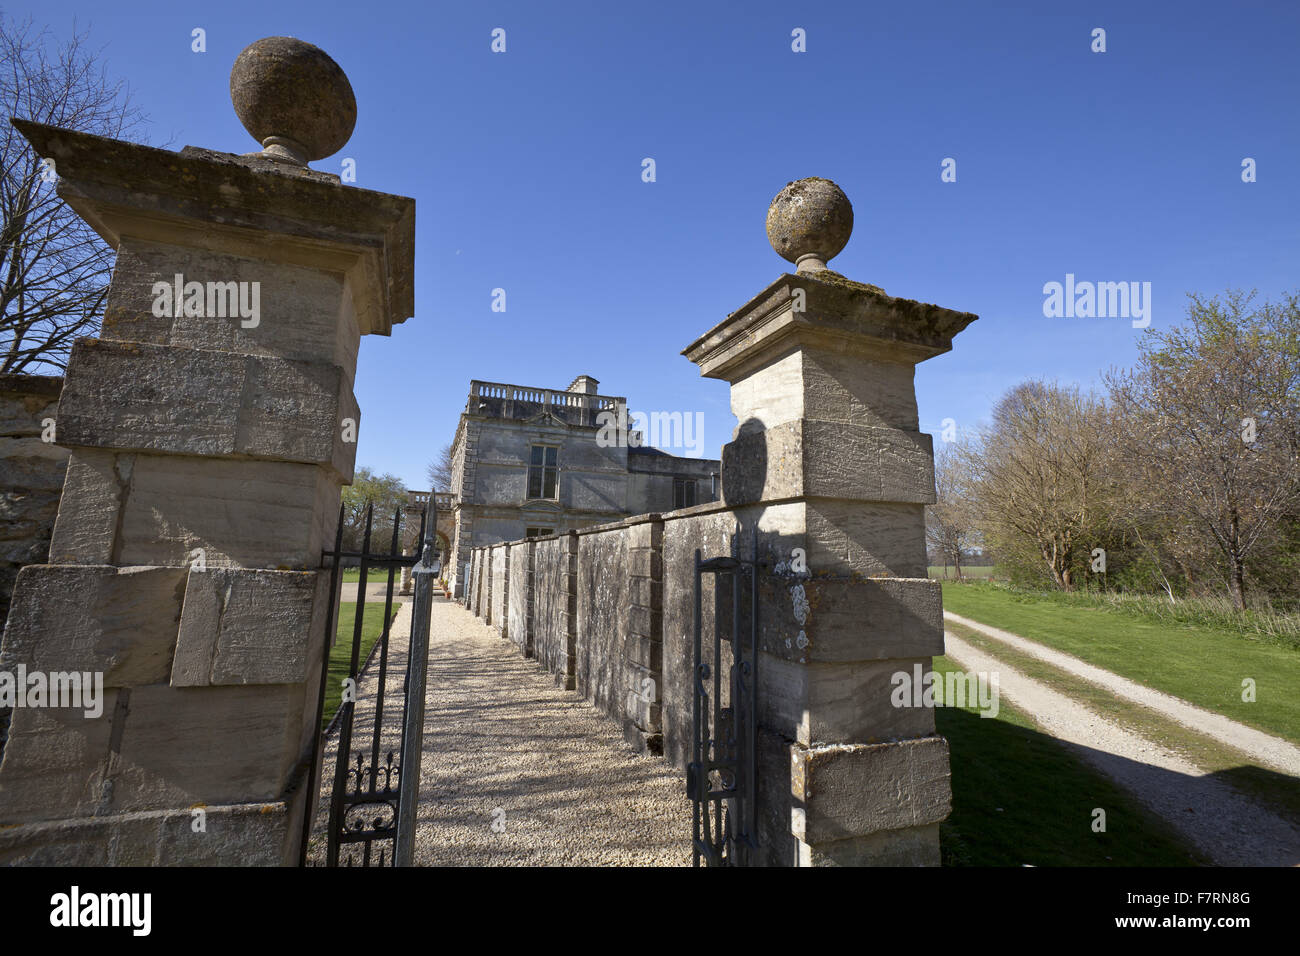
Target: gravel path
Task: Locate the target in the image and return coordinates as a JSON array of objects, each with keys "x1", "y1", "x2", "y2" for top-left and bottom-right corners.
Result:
[
  {"x1": 308, "y1": 596, "x2": 691, "y2": 866},
  {"x1": 944, "y1": 610, "x2": 1300, "y2": 776},
  {"x1": 943, "y1": 630, "x2": 1300, "y2": 866},
  {"x1": 411, "y1": 598, "x2": 690, "y2": 866}
]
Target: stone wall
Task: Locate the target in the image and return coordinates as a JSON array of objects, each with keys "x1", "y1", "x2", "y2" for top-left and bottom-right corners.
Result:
[
  {"x1": 470, "y1": 548, "x2": 486, "y2": 616},
  {"x1": 507, "y1": 540, "x2": 531, "y2": 656},
  {"x1": 0, "y1": 375, "x2": 68, "y2": 633},
  {"x1": 489, "y1": 544, "x2": 508, "y2": 636},
  {"x1": 466, "y1": 507, "x2": 724, "y2": 759},
  {"x1": 532, "y1": 532, "x2": 576, "y2": 688},
  {"x1": 574, "y1": 521, "x2": 631, "y2": 720},
  {"x1": 626, "y1": 447, "x2": 717, "y2": 513},
  {"x1": 659, "y1": 506, "x2": 741, "y2": 768}
]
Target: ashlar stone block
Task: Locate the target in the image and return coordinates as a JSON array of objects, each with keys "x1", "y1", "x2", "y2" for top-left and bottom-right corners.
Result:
[
  {"x1": 729, "y1": 347, "x2": 921, "y2": 433},
  {"x1": 0, "y1": 564, "x2": 186, "y2": 686},
  {"x1": 103, "y1": 237, "x2": 359, "y2": 374},
  {"x1": 107, "y1": 683, "x2": 310, "y2": 812},
  {"x1": 47, "y1": 450, "x2": 130, "y2": 565},
  {"x1": 758, "y1": 575, "x2": 944, "y2": 664},
  {"x1": 790, "y1": 736, "x2": 951, "y2": 844},
  {"x1": 0, "y1": 687, "x2": 122, "y2": 824},
  {"x1": 0, "y1": 801, "x2": 292, "y2": 866},
  {"x1": 55, "y1": 338, "x2": 359, "y2": 481},
  {"x1": 171, "y1": 567, "x2": 329, "y2": 687},
  {"x1": 115, "y1": 453, "x2": 340, "y2": 569},
  {"x1": 759, "y1": 656, "x2": 937, "y2": 745},
  {"x1": 721, "y1": 419, "x2": 935, "y2": 507}
]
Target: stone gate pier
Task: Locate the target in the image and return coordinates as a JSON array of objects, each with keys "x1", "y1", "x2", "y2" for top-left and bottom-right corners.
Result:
[
  {"x1": 0, "y1": 38, "x2": 414, "y2": 864},
  {"x1": 682, "y1": 178, "x2": 977, "y2": 864},
  {"x1": 464, "y1": 178, "x2": 976, "y2": 865}
]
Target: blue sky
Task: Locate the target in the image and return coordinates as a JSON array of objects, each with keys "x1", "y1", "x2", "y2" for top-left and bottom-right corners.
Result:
[{"x1": 11, "y1": 0, "x2": 1299, "y2": 489}]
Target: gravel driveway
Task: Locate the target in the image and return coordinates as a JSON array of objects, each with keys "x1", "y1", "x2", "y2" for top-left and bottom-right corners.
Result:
[
  {"x1": 945, "y1": 611, "x2": 1300, "y2": 776},
  {"x1": 308, "y1": 596, "x2": 691, "y2": 866},
  {"x1": 944, "y1": 630, "x2": 1300, "y2": 866}
]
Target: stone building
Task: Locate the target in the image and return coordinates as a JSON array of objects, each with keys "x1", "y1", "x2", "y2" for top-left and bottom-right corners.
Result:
[{"x1": 447, "y1": 375, "x2": 719, "y2": 596}]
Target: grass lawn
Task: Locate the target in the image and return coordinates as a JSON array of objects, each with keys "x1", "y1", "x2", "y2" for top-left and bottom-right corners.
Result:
[
  {"x1": 941, "y1": 582, "x2": 1300, "y2": 745},
  {"x1": 944, "y1": 618, "x2": 1300, "y2": 824},
  {"x1": 929, "y1": 565, "x2": 995, "y2": 580},
  {"x1": 320, "y1": 601, "x2": 401, "y2": 731},
  {"x1": 340, "y1": 568, "x2": 360, "y2": 583},
  {"x1": 933, "y1": 654, "x2": 1208, "y2": 866}
]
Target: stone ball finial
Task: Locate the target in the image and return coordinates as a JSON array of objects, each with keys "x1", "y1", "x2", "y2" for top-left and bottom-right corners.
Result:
[
  {"x1": 230, "y1": 37, "x2": 356, "y2": 166},
  {"x1": 765, "y1": 177, "x2": 853, "y2": 273}
]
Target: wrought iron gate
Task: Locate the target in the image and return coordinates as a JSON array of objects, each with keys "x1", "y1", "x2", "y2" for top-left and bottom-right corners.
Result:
[
  {"x1": 687, "y1": 549, "x2": 759, "y2": 866},
  {"x1": 299, "y1": 497, "x2": 439, "y2": 866}
]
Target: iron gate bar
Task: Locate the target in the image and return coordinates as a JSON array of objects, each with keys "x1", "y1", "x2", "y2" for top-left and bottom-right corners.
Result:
[
  {"x1": 327, "y1": 504, "x2": 375, "y2": 867},
  {"x1": 299, "y1": 501, "x2": 427, "y2": 866},
  {"x1": 394, "y1": 496, "x2": 438, "y2": 866},
  {"x1": 688, "y1": 548, "x2": 759, "y2": 866},
  {"x1": 368, "y1": 514, "x2": 403, "y2": 803}
]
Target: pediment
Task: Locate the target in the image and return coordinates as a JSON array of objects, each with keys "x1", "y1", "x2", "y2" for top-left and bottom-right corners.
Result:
[{"x1": 523, "y1": 410, "x2": 567, "y2": 427}]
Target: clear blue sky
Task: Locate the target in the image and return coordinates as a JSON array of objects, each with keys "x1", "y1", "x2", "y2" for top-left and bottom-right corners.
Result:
[{"x1": 11, "y1": 0, "x2": 1299, "y2": 489}]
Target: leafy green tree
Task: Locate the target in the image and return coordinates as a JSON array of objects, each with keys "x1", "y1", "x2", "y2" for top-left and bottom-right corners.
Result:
[{"x1": 340, "y1": 467, "x2": 409, "y2": 555}]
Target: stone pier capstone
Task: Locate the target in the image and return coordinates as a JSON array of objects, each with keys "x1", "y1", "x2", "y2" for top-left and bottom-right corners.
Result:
[
  {"x1": 683, "y1": 178, "x2": 976, "y2": 865},
  {"x1": 0, "y1": 37, "x2": 414, "y2": 865}
]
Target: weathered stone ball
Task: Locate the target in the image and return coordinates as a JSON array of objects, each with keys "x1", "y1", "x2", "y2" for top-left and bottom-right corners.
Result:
[
  {"x1": 765, "y1": 177, "x2": 854, "y2": 265},
  {"x1": 230, "y1": 36, "x2": 356, "y2": 161}
]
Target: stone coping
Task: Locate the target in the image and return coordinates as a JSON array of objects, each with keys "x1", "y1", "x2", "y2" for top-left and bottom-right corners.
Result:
[
  {"x1": 11, "y1": 119, "x2": 415, "y2": 337},
  {"x1": 0, "y1": 373, "x2": 64, "y2": 398},
  {"x1": 681, "y1": 271, "x2": 978, "y2": 380}
]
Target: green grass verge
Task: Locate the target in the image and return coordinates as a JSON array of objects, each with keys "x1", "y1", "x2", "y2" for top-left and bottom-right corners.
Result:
[
  {"x1": 321, "y1": 601, "x2": 401, "y2": 731},
  {"x1": 941, "y1": 582, "x2": 1300, "y2": 745},
  {"x1": 945, "y1": 618, "x2": 1300, "y2": 825},
  {"x1": 933, "y1": 654, "x2": 1209, "y2": 866}
]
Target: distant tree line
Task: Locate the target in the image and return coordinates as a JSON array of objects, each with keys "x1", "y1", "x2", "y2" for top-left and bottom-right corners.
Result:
[{"x1": 928, "y1": 290, "x2": 1300, "y2": 611}]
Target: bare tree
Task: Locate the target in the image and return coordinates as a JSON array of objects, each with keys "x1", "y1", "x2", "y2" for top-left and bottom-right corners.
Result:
[
  {"x1": 1, "y1": 15, "x2": 144, "y2": 373},
  {"x1": 1107, "y1": 290, "x2": 1300, "y2": 610},
  {"x1": 927, "y1": 441, "x2": 976, "y2": 579},
  {"x1": 426, "y1": 442, "x2": 454, "y2": 492},
  {"x1": 969, "y1": 381, "x2": 1113, "y2": 590}
]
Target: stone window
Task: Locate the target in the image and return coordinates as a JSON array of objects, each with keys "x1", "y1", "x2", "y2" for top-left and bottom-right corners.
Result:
[
  {"x1": 673, "y1": 477, "x2": 697, "y2": 509},
  {"x1": 527, "y1": 444, "x2": 559, "y2": 499},
  {"x1": 526, "y1": 527, "x2": 553, "y2": 538}
]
